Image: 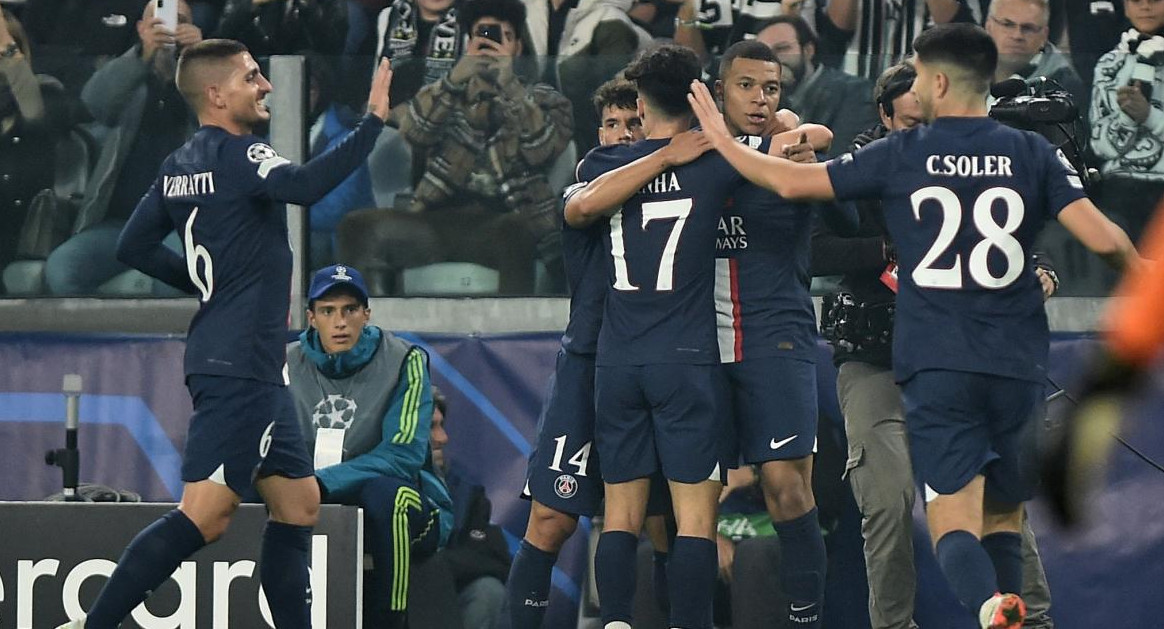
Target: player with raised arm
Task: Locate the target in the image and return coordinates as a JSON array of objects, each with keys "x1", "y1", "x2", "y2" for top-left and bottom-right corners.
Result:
[
  {"x1": 689, "y1": 22, "x2": 1139, "y2": 629},
  {"x1": 56, "y1": 41, "x2": 393, "y2": 629},
  {"x1": 712, "y1": 39, "x2": 832, "y2": 628}
]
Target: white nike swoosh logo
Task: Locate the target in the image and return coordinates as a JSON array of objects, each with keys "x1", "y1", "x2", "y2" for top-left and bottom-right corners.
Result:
[
  {"x1": 770, "y1": 435, "x2": 798, "y2": 450},
  {"x1": 790, "y1": 602, "x2": 816, "y2": 612}
]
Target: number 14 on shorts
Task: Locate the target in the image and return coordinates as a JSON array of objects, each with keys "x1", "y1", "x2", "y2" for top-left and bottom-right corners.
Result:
[{"x1": 549, "y1": 435, "x2": 593, "y2": 476}]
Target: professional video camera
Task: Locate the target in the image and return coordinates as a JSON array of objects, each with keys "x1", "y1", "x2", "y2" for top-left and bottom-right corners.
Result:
[{"x1": 989, "y1": 76, "x2": 1094, "y2": 190}]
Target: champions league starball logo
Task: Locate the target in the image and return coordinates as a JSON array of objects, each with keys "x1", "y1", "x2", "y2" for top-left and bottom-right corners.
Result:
[
  {"x1": 245, "y1": 143, "x2": 279, "y2": 164},
  {"x1": 312, "y1": 394, "x2": 358, "y2": 430},
  {"x1": 331, "y1": 266, "x2": 353, "y2": 282},
  {"x1": 553, "y1": 474, "x2": 578, "y2": 499}
]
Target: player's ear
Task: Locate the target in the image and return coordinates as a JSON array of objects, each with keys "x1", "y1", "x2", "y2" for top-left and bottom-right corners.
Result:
[
  {"x1": 206, "y1": 83, "x2": 223, "y2": 109},
  {"x1": 636, "y1": 96, "x2": 646, "y2": 121},
  {"x1": 934, "y1": 71, "x2": 949, "y2": 100},
  {"x1": 714, "y1": 79, "x2": 724, "y2": 101}
]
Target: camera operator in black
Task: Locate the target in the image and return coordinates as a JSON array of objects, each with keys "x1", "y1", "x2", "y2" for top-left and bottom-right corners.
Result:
[{"x1": 813, "y1": 60, "x2": 1058, "y2": 629}]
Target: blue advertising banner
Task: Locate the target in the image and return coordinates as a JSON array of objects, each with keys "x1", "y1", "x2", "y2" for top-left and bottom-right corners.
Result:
[{"x1": 0, "y1": 331, "x2": 1161, "y2": 628}]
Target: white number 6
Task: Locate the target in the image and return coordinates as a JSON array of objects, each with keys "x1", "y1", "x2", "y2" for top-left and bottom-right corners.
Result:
[{"x1": 184, "y1": 207, "x2": 215, "y2": 302}]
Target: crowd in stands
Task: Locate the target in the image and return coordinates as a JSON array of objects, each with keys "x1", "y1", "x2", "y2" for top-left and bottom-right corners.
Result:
[{"x1": 0, "y1": 0, "x2": 1158, "y2": 298}]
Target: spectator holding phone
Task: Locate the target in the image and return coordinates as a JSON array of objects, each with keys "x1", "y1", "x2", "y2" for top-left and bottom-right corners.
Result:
[
  {"x1": 43, "y1": 0, "x2": 201, "y2": 295},
  {"x1": 342, "y1": 0, "x2": 572, "y2": 294},
  {"x1": 1091, "y1": 0, "x2": 1164, "y2": 243}
]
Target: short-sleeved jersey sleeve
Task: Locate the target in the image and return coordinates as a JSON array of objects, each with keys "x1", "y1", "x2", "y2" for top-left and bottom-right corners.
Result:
[
  {"x1": 1040, "y1": 141, "x2": 1088, "y2": 219},
  {"x1": 826, "y1": 135, "x2": 893, "y2": 202}
]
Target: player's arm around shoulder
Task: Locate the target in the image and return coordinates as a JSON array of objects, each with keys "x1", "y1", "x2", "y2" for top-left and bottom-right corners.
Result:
[{"x1": 564, "y1": 131, "x2": 712, "y2": 228}]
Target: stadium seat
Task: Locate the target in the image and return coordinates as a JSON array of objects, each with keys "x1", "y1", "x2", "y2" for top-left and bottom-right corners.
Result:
[
  {"x1": 367, "y1": 126, "x2": 414, "y2": 210},
  {"x1": 54, "y1": 126, "x2": 98, "y2": 204},
  {"x1": 96, "y1": 270, "x2": 156, "y2": 295},
  {"x1": 2, "y1": 260, "x2": 47, "y2": 295},
  {"x1": 401, "y1": 262, "x2": 501, "y2": 295}
]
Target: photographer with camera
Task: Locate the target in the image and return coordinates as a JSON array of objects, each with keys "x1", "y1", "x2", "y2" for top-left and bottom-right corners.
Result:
[
  {"x1": 1090, "y1": 0, "x2": 1164, "y2": 244},
  {"x1": 986, "y1": 0, "x2": 1087, "y2": 125},
  {"x1": 813, "y1": 59, "x2": 1058, "y2": 629}
]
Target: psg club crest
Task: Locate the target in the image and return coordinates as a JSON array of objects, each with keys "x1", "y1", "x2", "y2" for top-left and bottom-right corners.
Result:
[{"x1": 553, "y1": 474, "x2": 578, "y2": 499}]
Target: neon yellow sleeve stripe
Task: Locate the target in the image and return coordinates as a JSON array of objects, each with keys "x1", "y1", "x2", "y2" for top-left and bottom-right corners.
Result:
[
  {"x1": 392, "y1": 350, "x2": 426, "y2": 444},
  {"x1": 391, "y1": 486, "x2": 423, "y2": 610}
]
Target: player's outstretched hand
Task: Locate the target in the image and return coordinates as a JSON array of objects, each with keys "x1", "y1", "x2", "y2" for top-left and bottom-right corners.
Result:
[
  {"x1": 781, "y1": 132, "x2": 817, "y2": 164},
  {"x1": 688, "y1": 80, "x2": 732, "y2": 144},
  {"x1": 367, "y1": 58, "x2": 394, "y2": 122},
  {"x1": 661, "y1": 129, "x2": 712, "y2": 167}
]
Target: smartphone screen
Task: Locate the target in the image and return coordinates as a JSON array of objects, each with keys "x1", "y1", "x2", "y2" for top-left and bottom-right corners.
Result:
[
  {"x1": 477, "y1": 24, "x2": 504, "y2": 45},
  {"x1": 156, "y1": 0, "x2": 179, "y2": 31}
]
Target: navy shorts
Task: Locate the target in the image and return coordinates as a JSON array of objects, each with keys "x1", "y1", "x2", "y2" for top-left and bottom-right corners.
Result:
[
  {"x1": 595, "y1": 363, "x2": 727, "y2": 484},
  {"x1": 725, "y1": 356, "x2": 818, "y2": 464},
  {"x1": 524, "y1": 350, "x2": 604, "y2": 517},
  {"x1": 184, "y1": 375, "x2": 314, "y2": 496},
  {"x1": 903, "y1": 370, "x2": 1043, "y2": 505}
]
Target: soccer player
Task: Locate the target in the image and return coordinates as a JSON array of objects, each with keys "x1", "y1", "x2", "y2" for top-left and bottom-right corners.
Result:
[
  {"x1": 562, "y1": 44, "x2": 750, "y2": 629},
  {"x1": 688, "y1": 23, "x2": 1139, "y2": 629},
  {"x1": 506, "y1": 77, "x2": 651, "y2": 629},
  {"x1": 712, "y1": 40, "x2": 830, "y2": 628},
  {"x1": 56, "y1": 41, "x2": 393, "y2": 629}
]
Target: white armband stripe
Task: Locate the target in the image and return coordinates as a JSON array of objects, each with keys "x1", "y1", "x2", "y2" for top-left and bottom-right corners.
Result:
[{"x1": 257, "y1": 156, "x2": 291, "y2": 179}]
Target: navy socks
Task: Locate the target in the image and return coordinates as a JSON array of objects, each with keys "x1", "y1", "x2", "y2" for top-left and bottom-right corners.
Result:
[
  {"x1": 507, "y1": 539, "x2": 558, "y2": 629},
  {"x1": 86, "y1": 509, "x2": 206, "y2": 629},
  {"x1": 773, "y1": 507, "x2": 826, "y2": 627}
]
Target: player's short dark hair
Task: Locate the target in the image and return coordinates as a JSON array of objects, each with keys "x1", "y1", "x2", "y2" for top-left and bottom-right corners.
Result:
[
  {"x1": 176, "y1": 39, "x2": 249, "y2": 105},
  {"x1": 718, "y1": 40, "x2": 779, "y2": 79},
  {"x1": 177, "y1": 38, "x2": 248, "y2": 74},
  {"x1": 874, "y1": 60, "x2": 916, "y2": 117},
  {"x1": 459, "y1": 0, "x2": 526, "y2": 33},
  {"x1": 754, "y1": 15, "x2": 818, "y2": 51},
  {"x1": 912, "y1": 23, "x2": 997, "y2": 94},
  {"x1": 623, "y1": 44, "x2": 701, "y2": 119},
  {"x1": 593, "y1": 77, "x2": 638, "y2": 117},
  {"x1": 431, "y1": 385, "x2": 448, "y2": 417}
]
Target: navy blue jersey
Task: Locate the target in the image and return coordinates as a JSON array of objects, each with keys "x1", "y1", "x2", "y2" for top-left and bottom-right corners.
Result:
[
  {"x1": 578, "y1": 137, "x2": 766, "y2": 366},
  {"x1": 715, "y1": 181, "x2": 817, "y2": 363},
  {"x1": 826, "y1": 117, "x2": 1087, "y2": 383},
  {"x1": 560, "y1": 173, "x2": 608, "y2": 356},
  {"x1": 118, "y1": 115, "x2": 385, "y2": 384}
]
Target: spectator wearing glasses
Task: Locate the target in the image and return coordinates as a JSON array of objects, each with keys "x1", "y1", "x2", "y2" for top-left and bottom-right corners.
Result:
[{"x1": 985, "y1": 0, "x2": 1087, "y2": 123}]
